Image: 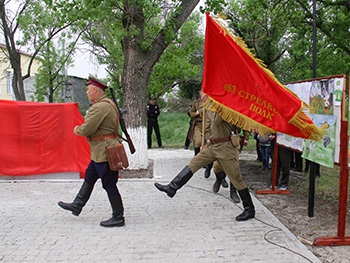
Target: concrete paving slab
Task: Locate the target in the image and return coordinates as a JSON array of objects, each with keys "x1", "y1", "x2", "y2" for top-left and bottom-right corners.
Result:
[{"x1": 0, "y1": 148, "x2": 320, "y2": 263}]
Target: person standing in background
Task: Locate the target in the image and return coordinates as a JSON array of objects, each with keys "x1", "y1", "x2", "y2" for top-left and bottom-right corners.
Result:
[
  {"x1": 257, "y1": 133, "x2": 274, "y2": 172},
  {"x1": 291, "y1": 150, "x2": 303, "y2": 172},
  {"x1": 147, "y1": 98, "x2": 163, "y2": 149},
  {"x1": 253, "y1": 131, "x2": 262, "y2": 162},
  {"x1": 274, "y1": 145, "x2": 292, "y2": 190}
]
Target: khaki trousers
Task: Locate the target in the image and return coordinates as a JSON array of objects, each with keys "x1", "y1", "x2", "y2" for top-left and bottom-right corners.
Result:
[{"x1": 188, "y1": 141, "x2": 246, "y2": 190}]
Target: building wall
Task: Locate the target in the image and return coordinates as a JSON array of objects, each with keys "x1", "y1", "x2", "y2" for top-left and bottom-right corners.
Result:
[
  {"x1": 0, "y1": 46, "x2": 90, "y2": 113},
  {"x1": 66, "y1": 76, "x2": 90, "y2": 114},
  {"x1": 0, "y1": 46, "x2": 41, "y2": 101}
]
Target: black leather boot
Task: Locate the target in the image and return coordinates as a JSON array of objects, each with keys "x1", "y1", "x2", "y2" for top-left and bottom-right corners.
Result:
[
  {"x1": 58, "y1": 181, "x2": 94, "y2": 216},
  {"x1": 154, "y1": 166, "x2": 193, "y2": 197},
  {"x1": 236, "y1": 188, "x2": 255, "y2": 221},
  {"x1": 230, "y1": 182, "x2": 240, "y2": 203},
  {"x1": 100, "y1": 195, "x2": 125, "y2": 227},
  {"x1": 204, "y1": 163, "x2": 213, "y2": 178},
  {"x1": 194, "y1": 147, "x2": 200, "y2": 156},
  {"x1": 221, "y1": 178, "x2": 228, "y2": 188},
  {"x1": 213, "y1": 171, "x2": 225, "y2": 193}
]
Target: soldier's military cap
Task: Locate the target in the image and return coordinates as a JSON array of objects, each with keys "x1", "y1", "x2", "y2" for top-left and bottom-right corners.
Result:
[{"x1": 86, "y1": 76, "x2": 108, "y2": 91}]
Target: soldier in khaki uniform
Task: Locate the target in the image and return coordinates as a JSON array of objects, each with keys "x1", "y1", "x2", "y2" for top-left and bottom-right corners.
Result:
[
  {"x1": 155, "y1": 92, "x2": 255, "y2": 221},
  {"x1": 58, "y1": 76, "x2": 125, "y2": 228},
  {"x1": 189, "y1": 95, "x2": 204, "y2": 155},
  {"x1": 212, "y1": 127, "x2": 250, "y2": 203},
  {"x1": 189, "y1": 94, "x2": 213, "y2": 178}
]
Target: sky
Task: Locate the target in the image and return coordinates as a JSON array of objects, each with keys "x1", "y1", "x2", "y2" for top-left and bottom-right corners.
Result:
[{"x1": 67, "y1": 46, "x2": 107, "y2": 80}]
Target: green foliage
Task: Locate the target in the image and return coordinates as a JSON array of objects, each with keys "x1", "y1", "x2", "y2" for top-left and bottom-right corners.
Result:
[
  {"x1": 224, "y1": 0, "x2": 350, "y2": 82},
  {"x1": 150, "y1": 112, "x2": 190, "y2": 148},
  {"x1": 34, "y1": 37, "x2": 74, "y2": 102},
  {"x1": 199, "y1": 0, "x2": 226, "y2": 14},
  {"x1": 177, "y1": 80, "x2": 202, "y2": 100},
  {"x1": 227, "y1": 0, "x2": 297, "y2": 76},
  {"x1": 5, "y1": 0, "x2": 87, "y2": 101},
  {"x1": 148, "y1": 11, "x2": 205, "y2": 98},
  {"x1": 7, "y1": 0, "x2": 350, "y2": 105},
  {"x1": 295, "y1": 165, "x2": 345, "y2": 202}
]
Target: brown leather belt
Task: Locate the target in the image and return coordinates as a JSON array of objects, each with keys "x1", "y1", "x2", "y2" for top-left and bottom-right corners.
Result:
[
  {"x1": 87, "y1": 134, "x2": 117, "y2": 141},
  {"x1": 210, "y1": 136, "x2": 231, "y2": 144}
]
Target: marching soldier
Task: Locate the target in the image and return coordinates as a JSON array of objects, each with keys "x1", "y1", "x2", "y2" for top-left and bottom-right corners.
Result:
[
  {"x1": 212, "y1": 127, "x2": 250, "y2": 203},
  {"x1": 189, "y1": 93, "x2": 212, "y2": 178},
  {"x1": 154, "y1": 91, "x2": 255, "y2": 221},
  {"x1": 58, "y1": 76, "x2": 125, "y2": 228}
]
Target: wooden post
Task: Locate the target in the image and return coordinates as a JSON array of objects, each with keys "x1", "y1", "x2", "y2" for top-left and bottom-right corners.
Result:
[{"x1": 313, "y1": 120, "x2": 350, "y2": 246}]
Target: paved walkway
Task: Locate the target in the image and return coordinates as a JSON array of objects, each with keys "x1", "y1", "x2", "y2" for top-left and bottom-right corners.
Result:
[{"x1": 0, "y1": 149, "x2": 321, "y2": 263}]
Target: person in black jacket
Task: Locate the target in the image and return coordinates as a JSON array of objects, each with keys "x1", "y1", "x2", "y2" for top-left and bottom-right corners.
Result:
[{"x1": 147, "y1": 98, "x2": 163, "y2": 149}]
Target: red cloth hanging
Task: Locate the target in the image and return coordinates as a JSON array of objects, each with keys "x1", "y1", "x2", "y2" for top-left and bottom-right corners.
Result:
[{"x1": 0, "y1": 100, "x2": 90, "y2": 177}]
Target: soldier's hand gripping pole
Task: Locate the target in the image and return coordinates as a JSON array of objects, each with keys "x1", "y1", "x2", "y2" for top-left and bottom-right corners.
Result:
[{"x1": 110, "y1": 88, "x2": 136, "y2": 154}]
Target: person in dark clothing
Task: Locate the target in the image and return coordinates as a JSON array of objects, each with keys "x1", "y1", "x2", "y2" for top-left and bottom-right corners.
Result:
[
  {"x1": 257, "y1": 133, "x2": 274, "y2": 171},
  {"x1": 274, "y1": 145, "x2": 292, "y2": 190},
  {"x1": 147, "y1": 98, "x2": 163, "y2": 149},
  {"x1": 253, "y1": 132, "x2": 262, "y2": 162},
  {"x1": 291, "y1": 150, "x2": 303, "y2": 172}
]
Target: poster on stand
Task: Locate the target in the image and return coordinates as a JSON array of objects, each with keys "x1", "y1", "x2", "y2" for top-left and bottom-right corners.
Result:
[
  {"x1": 282, "y1": 76, "x2": 345, "y2": 166},
  {"x1": 277, "y1": 134, "x2": 303, "y2": 152},
  {"x1": 302, "y1": 114, "x2": 337, "y2": 168}
]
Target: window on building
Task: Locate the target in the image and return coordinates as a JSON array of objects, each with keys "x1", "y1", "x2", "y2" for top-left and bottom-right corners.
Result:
[{"x1": 6, "y1": 71, "x2": 12, "y2": 94}]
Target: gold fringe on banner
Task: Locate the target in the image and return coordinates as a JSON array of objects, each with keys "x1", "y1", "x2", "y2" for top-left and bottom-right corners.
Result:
[
  {"x1": 289, "y1": 104, "x2": 325, "y2": 140},
  {"x1": 204, "y1": 97, "x2": 324, "y2": 141},
  {"x1": 204, "y1": 97, "x2": 273, "y2": 136}
]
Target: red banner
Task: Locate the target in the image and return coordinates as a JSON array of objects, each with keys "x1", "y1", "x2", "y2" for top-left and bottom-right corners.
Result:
[
  {"x1": 0, "y1": 100, "x2": 90, "y2": 177},
  {"x1": 202, "y1": 13, "x2": 323, "y2": 140}
]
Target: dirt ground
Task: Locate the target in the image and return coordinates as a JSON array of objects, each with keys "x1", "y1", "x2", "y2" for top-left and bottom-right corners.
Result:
[
  {"x1": 120, "y1": 152, "x2": 350, "y2": 263},
  {"x1": 239, "y1": 157, "x2": 350, "y2": 263}
]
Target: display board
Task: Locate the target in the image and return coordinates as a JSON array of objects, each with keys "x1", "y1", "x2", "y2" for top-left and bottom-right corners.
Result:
[{"x1": 277, "y1": 75, "x2": 345, "y2": 167}]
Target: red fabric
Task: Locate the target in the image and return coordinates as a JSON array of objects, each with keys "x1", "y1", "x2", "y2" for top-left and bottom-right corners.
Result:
[
  {"x1": 0, "y1": 100, "x2": 90, "y2": 177},
  {"x1": 202, "y1": 13, "x2": 315, "y2": 138}
]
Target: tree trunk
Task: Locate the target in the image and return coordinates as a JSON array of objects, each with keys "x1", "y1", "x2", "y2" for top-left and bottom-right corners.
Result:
[
  {"x1": 10, "y1": 51, "x2": 26, "y2": 101},
  {"x1": 0, "y1": 2, "x2": 26, "y2": 101},
  {"x1": 121, "y1": 49, "x2": 151, "y2": 169},
  {"x1": 121, "y1": 0, "x2": 200, "y2": 169}
]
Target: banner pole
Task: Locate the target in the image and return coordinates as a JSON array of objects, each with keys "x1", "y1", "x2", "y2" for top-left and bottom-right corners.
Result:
[{"x1": 202, "y1": 106, "x2": 206, "y2": 148}]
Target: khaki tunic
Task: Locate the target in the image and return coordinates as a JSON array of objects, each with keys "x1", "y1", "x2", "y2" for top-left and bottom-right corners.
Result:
[
  {"x1": 213, "y1": 128, "x2": 250, "y2": 173},
  {"x1": 75, "y1": 95, "x2": 119, "y2": 163},
  {"x1": 188, "y1": 110, "x2": 247, "y2": 190},
  {"x1": 189, "y1": 100, "x2": 204, "y2": 148}
]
